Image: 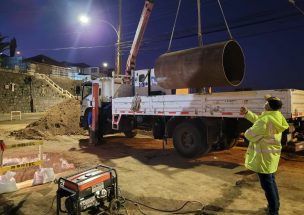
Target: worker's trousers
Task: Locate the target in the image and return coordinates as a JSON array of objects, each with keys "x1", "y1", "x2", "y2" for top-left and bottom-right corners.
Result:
[{"x1": 258, "y1": 173, "x2": 280, "y2": 215}]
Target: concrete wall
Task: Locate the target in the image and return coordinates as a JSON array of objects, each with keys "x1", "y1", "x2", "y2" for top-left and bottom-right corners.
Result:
[{"x1": 0, "y1": 70, "x2": 71, "y2": 113}]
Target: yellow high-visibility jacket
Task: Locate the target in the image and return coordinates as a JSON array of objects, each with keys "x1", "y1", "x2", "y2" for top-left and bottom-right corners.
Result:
[{"x1": 244, "y1": 110, "x2": 289, "y2": 174}]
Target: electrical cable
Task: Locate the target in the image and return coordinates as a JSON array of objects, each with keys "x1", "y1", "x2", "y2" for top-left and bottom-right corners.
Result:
[
  {"x1": 124, "y1": 198, "x2": 204, "y2": 214},
  {"x1": 20, "y1": 1, "x2": 302, "y2": 64},
  {"x1": 43, "y1": 195, "x2": 56, "y2": 215},
  {"x1": 35, "y1": 11, "x2": 303, "y2": 53},
  {"x1": 120, "y1": 204, "x2": 130, "y2": 215},
  {"x1": 134, "y1": 203, "x2": 148, "y2": 215},
  {"x1": 118, "y1": 188, "x2": 205, "y2": 214}
]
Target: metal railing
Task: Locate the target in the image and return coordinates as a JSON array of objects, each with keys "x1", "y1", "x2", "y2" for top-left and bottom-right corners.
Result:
[{"x1": 35, "y1": 73, "x2": 76, "y2": 99}]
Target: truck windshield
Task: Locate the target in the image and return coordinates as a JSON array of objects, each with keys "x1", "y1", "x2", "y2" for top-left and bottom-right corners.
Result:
[{"x1": 82, "y1": 85, "x2": 92, "y2": 99}]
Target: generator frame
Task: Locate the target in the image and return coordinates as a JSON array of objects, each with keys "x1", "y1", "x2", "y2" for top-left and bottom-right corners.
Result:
[{"x1": 56, "y1": 164, "x2": 118, "y2": 215}]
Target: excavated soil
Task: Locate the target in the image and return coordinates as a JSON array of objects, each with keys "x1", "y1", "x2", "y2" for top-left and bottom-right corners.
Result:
[{"x1": 11, "y1": 99, "x2": 86, "y2": 139}]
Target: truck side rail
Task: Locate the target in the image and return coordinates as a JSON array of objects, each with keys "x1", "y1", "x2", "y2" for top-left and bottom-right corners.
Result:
[{"x1": 112, "y1": 89, "x2": 304, "y2": 119}]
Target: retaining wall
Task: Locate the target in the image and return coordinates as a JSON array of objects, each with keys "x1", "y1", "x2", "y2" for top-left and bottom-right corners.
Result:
[{"x1": 0, "y1": 70, "x2": 78, "y2": 113}]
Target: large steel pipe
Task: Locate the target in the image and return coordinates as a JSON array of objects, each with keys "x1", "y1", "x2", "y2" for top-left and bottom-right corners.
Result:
[{"x1": 154, "y1": 40, "x2": 245, "y2": 89}]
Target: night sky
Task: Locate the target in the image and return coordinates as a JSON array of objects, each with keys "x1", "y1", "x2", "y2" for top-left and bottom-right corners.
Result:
[{"x1": 1, "y1": 0, "x2": 304, "y2": 90}]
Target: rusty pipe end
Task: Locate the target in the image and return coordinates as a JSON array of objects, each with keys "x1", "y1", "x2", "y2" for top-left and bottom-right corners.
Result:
[
  {"x1": 222, "y1": 40, "x2": 245, "y2": 86},
  {"x1": 154, "y1": 40, "x2": 245, "y2": 89}
]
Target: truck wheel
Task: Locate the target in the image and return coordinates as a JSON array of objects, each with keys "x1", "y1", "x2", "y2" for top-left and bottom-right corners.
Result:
[
  {"x1": 173, "y1": 121, "x2": 209, "y2": 158},
  {"x1": 218, "y1": 118, "x2": 238, "y2": 150},
  {"x1": 220, "y1": 136, "x2": 238, "y2": 149},
  {"x1": 124, "y1": 130, "x2": 137, "y2": 138}
]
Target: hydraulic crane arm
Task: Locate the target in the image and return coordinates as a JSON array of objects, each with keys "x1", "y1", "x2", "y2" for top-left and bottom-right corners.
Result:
[{"x1": 125, "y1": 0, "x2": 154, "y2": 76}]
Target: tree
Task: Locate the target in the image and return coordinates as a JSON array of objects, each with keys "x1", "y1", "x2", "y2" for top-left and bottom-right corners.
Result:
[
  {"x1": 0, "y1": 34, "x2": 17, "y2": 56},
  {"x1": 0, "y1": 34, "x2": 10, "y2": 53},
  {"x1": 9, "y1": 37, "x2": 17, "y2": 57}
]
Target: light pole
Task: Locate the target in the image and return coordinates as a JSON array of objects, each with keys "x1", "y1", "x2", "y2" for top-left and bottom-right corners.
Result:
[
  {"x1": 289, "y1": 0, "x2": 304, "y2": 16},
  {"x1": 79, "y1": 15, "x2": 121, "y2": 75}
]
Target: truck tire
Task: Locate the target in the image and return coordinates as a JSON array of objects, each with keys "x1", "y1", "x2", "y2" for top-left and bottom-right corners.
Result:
[
  {"x1": 216, "y1": 118, "x2": 240, "y2": 150},
  {"x1": 124, "y1": 130, "x2": 137, "y2": 138},
  {"x1": 220, "y1": 136, "x2": 238, "y2": 149},
  {"x1": 173, "y1": 121, "x2": 209, "y2": 158}
]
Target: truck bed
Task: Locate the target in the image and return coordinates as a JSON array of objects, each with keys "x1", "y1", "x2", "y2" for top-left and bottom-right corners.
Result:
[{"x1": 112, "y1": 89, "x2": 304, "y2": 119}]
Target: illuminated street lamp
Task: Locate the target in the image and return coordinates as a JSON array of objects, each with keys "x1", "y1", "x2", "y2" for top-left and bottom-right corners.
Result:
[
  {"x1": 78, "y1": 15, "x2": 121, "y2": 75},
  {"x1": 102, "y1": 62, "x2": 108, "y2": 68},
  {"x1": 79, "y1": 15, "x2": 90, "y2": 24}
]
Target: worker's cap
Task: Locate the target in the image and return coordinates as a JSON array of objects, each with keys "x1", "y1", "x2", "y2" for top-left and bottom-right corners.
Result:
[{"x1": 264, "y1": 95, "x2": 282, "y2": 110}]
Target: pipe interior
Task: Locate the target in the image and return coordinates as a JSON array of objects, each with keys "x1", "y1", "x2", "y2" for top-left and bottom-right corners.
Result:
[{"x1": 223, "y1": 41, "x2": 245, "y2": 86}]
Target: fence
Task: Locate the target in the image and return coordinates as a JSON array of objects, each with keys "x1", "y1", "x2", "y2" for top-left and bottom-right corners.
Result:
[
  {"x1": 0, "y1": 140, "x2": 43, "y2": 173},
  {"x1": 10, "y1": 111, "x2": 22, "y2": 121}
]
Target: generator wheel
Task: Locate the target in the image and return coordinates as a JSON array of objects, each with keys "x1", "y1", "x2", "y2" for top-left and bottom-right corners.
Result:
[
  {"x1": 109, "y1": 199, "x2": 121, "y2": 214},
  {"x1": 173, "y1": 121, "x2": 209, "y2": 158}
]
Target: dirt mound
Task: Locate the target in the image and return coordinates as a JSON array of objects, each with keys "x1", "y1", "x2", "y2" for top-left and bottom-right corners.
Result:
[{"x1": 12, "y1": 99, "x2": 86, "y2": 139}]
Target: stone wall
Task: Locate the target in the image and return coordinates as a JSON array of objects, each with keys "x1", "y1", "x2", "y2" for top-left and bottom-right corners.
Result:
[{"x1": 0, "y1": 70, "x2": 75, "y2": 113}]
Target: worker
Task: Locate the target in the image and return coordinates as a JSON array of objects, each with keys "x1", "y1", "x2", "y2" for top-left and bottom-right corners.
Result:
[{"x1": 240, "y1": 96, "x2": 289, "y2": 215}]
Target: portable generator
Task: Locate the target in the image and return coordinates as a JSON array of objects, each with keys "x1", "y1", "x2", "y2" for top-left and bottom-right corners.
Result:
[{"x1": 56, "y1": 164, "x2": 120, "y2": 215}]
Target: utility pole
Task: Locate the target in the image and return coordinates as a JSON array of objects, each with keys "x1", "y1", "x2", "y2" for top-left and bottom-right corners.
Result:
[{"x1": 116, "y1": 0, "x2": 122, "y2": 76}]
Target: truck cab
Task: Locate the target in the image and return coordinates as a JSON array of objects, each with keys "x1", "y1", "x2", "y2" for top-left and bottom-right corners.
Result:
[{"x1": 79, "y1": 74, "x2": 133, "y2": 131}]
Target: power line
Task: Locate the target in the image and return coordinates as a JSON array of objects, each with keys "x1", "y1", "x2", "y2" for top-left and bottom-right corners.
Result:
[{"x1": 31, "y1": 6, "x2": 303, "y2": 53}]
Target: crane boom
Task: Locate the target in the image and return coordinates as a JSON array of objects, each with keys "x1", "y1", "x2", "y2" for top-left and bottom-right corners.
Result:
[{"x1": 125, "y1": 0, "x2": 154, "y2": 76}]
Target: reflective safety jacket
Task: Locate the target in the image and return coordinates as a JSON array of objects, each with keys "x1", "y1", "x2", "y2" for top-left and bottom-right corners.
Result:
[{"x1": 244, "y1": 110, "x2": 289, "y2": 174}]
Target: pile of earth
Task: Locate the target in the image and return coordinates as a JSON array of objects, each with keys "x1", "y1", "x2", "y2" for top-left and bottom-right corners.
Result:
[{"x1": 12, "y1": 99, "x2": 86, "y2": 139}]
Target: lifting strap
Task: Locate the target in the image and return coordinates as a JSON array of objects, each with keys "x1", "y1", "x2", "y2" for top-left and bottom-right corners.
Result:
[
  {"x1": 217, "y1": 0, "x2": 233, "y2": 39},
  {"x1": 167, "y1": 0, "x2": 182, "y2": 52},
  {"x1": 197, "y1": 0, "x2": 203, "y2": 47}
]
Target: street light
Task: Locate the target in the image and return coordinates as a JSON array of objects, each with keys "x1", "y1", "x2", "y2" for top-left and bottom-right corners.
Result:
[
  {"x1": 102, "y1": 62, "x2": 108, "y2": 68},
  {"x1": 79, "y1": 15, "x2": 90, "y2": 24},
  {"x1": 78, "y1": 15, "x2": 121, "y2": 75}
]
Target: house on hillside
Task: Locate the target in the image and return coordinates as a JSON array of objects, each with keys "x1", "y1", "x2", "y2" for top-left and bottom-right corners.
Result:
[
  {"x1": 2, "y1": 53, "x2": 107, "y2": 80},
  {"x1": 24, "y1": 55, "x2": 70, "y2": 77},
  {"x1": 23, "y1": 55, "x2": 91, "y2": 80},
  {"x1": 76, "y1": 66, "x2": 114, "y2": 78}
]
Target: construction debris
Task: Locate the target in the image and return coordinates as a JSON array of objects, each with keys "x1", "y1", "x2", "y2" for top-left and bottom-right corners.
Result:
[{"x1": 11, "y1": 99, "x2": 86, "y2": 139}]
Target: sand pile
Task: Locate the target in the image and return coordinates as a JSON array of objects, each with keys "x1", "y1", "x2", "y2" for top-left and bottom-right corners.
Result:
[{"x1": 12, "y1": 99, "x2": 86, "y2": 139}]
